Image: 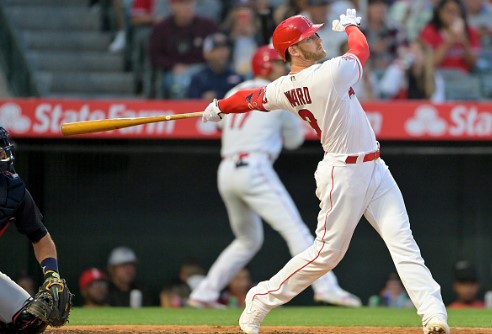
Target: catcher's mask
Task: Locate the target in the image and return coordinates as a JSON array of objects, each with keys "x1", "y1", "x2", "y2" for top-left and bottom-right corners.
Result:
[{"x1": 0, "y1": 127, "x2": 14, "y2": 171}]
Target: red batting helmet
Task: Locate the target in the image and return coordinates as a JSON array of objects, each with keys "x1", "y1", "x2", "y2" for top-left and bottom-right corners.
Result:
[
  {"x1": 272, "y1": 15, "x2": 323, "y2": 61},
  {"x1": 252, "y1": 45, "x2": 282, "y2": 77}
]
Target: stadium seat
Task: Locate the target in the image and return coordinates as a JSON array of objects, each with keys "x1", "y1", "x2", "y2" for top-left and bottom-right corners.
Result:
[
  {"x1": 436, "y1": 69, "x2": 483, "y2": 101},
  {"x1": 480, "y1": 74, "x2": 492, "y2": 99}
]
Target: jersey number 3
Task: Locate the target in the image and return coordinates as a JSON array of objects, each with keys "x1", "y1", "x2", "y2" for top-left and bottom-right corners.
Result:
[{"x1": 298, "y1": 109, "x2": 321, "y2": 137}]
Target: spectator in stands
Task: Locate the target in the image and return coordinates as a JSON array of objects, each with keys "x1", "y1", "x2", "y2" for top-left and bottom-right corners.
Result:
[
  {"x1": 219, "y1": 267, "x2": 254, "y2": 308},
  {"x1": 379, "y1": 40, "x2": 445, "y2": 101},
  {"x1": 108, "y1": 0, "x2": 130, "y2": 53},
  {"x1": 274, "y1": 0, "x2": 308, "y2": 24},
  {"x1": 79, "y1": 268, "x2": 109, "y2": 307},
  {"x1": 222, "y1": 1, "x2": 261, "y2": 78},
  {"x1": 149, "y1": 0, "x2": 219, "y2": 99},
  {"x1": 368, "y1": 273, "x2": 414, "y2": 308},
  {"x1": 188, "y1": 33, "x2": 243, "y2": 100},
  {"x1": 464, "y1": 0, "x2": 492, "y2": 48},
  {"x1": 389, "y1": 0, "x2": 437, "y2": 42},
  {"x1": 362, "y1": 0, "x2": 408, "y2": 72},
  {"x1": 449, "y1": 260, "x2": 485, "y2": 309},
  {"x1": 253, "y1": 0, "x2": 278, "y2": 45},
  {"x1": 107, "y1": 246, "x2": 155, "y2": 306},
  {"x1": 90, "y1": 0, "x2": 132, "y2": 53},
  {"x1": 419, "y1": 0, "x2": 481, "y2": 73},
  {"x1": 129, "y1": 0, "x2": 168, "y2": 96},
  {"x1": 160, "y1": 258, "x2": 206, "y2": 308}
]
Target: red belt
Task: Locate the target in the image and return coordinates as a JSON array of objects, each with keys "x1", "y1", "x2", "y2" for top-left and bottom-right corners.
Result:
[
  {"x1": 345, "y1": 149, "x2": 380, "y2": 164},
  {"x1": 222, "y1": 152, "x2": 272, "y2": 161}
]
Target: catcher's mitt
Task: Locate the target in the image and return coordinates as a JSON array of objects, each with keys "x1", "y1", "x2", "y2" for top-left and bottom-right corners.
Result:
[{"x1": 26, "y1": 271, "x2": 73, "y2": 327}]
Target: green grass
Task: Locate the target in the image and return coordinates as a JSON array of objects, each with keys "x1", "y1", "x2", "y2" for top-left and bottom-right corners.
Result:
[{"x1": 68, "y1": 306, "x2": 492, "y2": 328}]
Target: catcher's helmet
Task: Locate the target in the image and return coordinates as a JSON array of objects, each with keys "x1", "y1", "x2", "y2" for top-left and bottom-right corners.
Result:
[
  {"x1": 272, "y1": 15, "x2": 323, "y2": 61},
  {"x1": 0, "y1": 127, "x2": 14, "y2": 171},
  {"x1": 252, "y1": 45, "x2": 282, "y2": 78}
]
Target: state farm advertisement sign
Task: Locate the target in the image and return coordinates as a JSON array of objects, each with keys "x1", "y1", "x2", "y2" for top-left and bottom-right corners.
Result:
[{"x1": 0, "y1": 99, "x2": 491, "y2": 140}]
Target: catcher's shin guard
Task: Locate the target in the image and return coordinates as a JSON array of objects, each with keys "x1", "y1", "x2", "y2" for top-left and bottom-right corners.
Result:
[{"x1": 6, "y1": 300, "x2": 49, "y2": 334}]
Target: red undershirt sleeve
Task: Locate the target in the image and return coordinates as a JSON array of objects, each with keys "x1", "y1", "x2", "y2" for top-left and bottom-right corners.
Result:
[
  {"x1": 345, "y1": 26, "x2": 370, "y2": 67},
  {"x1": 217, "y1": 87, "x2": 268, "y2": 114}
]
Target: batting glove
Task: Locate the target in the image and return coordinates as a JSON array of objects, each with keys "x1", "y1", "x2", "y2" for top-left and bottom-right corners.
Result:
[
  {"x1": 202, "y1": 99, "x2": 224, "y2": 123},
  {"x1": 332, "y1": 9, "x2": 361, "y2": 32}
]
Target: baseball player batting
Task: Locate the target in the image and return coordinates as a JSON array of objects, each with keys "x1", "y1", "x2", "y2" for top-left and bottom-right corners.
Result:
[
  {"x1": 202, "y1": 9, "x2": 450, "y2": 334},
  {"x1": 0, "y1": 127, "x2": 72, "y2": 334},
  {"x1": 188, "y1": 45, "x2": 361, "y2": 309}
]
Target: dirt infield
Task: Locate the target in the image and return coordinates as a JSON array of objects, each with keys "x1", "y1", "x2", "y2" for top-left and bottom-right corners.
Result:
[{"x1": 45, "y1": 325, "x2": 492, "y2": 334}]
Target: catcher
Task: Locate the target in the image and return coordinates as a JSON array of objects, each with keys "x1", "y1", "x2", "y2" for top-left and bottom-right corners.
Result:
[{"x1": 0, "y1": 127, "x2": 72, "y2": 333}]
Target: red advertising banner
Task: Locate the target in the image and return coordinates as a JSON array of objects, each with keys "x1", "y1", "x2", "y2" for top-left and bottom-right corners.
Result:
[{"x1": 0, "y1": 99, "x2": 491, "y2": 140}]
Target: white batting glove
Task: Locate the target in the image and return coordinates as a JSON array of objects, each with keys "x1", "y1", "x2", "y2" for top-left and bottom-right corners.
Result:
[
  {"x1": 332, "y1": 9, "x2": 361, "y2": 32},
  {"x1": 202, "y1": 99, "x2": 224, "y2": 123}
]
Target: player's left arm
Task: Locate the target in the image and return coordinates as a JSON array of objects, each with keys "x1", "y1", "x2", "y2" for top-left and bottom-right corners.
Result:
[
  {"x1": 220, "y1": 86, "x2": 269, "y2": 114},
  {"x1": 202, "y1": 86, "x2": 271, "y2": 122}
]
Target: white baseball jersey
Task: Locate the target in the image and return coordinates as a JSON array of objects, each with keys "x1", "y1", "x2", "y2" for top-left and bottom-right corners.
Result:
[{"x1": 263, "y1": 54, "x2": 377, "y2": 155}]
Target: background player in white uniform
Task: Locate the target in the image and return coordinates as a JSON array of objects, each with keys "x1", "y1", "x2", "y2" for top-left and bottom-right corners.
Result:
[
  {"x1": 189, "y1": 45, "x2": 361, "y2": 309},
  {"x1": 202, "y1": 9, "x2": 450, "y2": 334}
]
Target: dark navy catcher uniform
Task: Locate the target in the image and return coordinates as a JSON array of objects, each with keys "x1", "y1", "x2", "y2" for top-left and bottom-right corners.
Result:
[
  {"x1": 0, "y1": 174, "x2": 47, "y2": 243},
  {"x1": 0, "y1": 131, "x2": 47, "y2": 243},
  {"x1": 0, "y1": 127, "x2": 54, "y2": 334}
]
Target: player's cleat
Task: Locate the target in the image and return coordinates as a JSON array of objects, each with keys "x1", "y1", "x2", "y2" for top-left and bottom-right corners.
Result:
[
  {"x1": 187, "y1": 298, "x2": 227, "y2": 309},
  {"x1": 423, "y1": 316, "x2": 450, "y2": 334},
  {"x1": 314, "y1": 289, "x2": 362, "y2": 307},
  {"x1": 239, "y1": 287, "x2": 269, "y2": 334}
]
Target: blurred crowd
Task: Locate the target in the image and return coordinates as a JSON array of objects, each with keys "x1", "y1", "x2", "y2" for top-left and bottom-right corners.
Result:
[
  {"x1": 32, "y1": 247, "x2": 490, "y2": 308},
  {"x1": 76, "y1": 246, "x2": 254, "y2": 308},
  {"x1": 96, "y1": 0, "x2": 492, "y2": 101},
  {"x1": 12, "y1": 246, "x2": 489, "y2": 308}
]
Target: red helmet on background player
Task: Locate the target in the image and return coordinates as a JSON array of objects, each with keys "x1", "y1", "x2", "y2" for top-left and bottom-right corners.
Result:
[
  {"x1": 272, "y1": 15, "x2": 323, "y2": 61},
  {"x1": 251, "y1": 45, "x2": 282, "y2": 78}
]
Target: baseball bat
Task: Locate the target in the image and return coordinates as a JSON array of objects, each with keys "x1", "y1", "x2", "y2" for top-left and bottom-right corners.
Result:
[{"x1": 61, "y1": 111, "x2": 204, "y2": 136}]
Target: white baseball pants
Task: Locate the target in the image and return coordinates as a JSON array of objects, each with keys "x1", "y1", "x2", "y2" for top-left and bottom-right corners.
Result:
[
  {"x1": 0, "y1": 271, "x2": 30, "y2": 323},
  {"x1": 250, "y1": 157, "x2": 447, "y2": 324}
]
